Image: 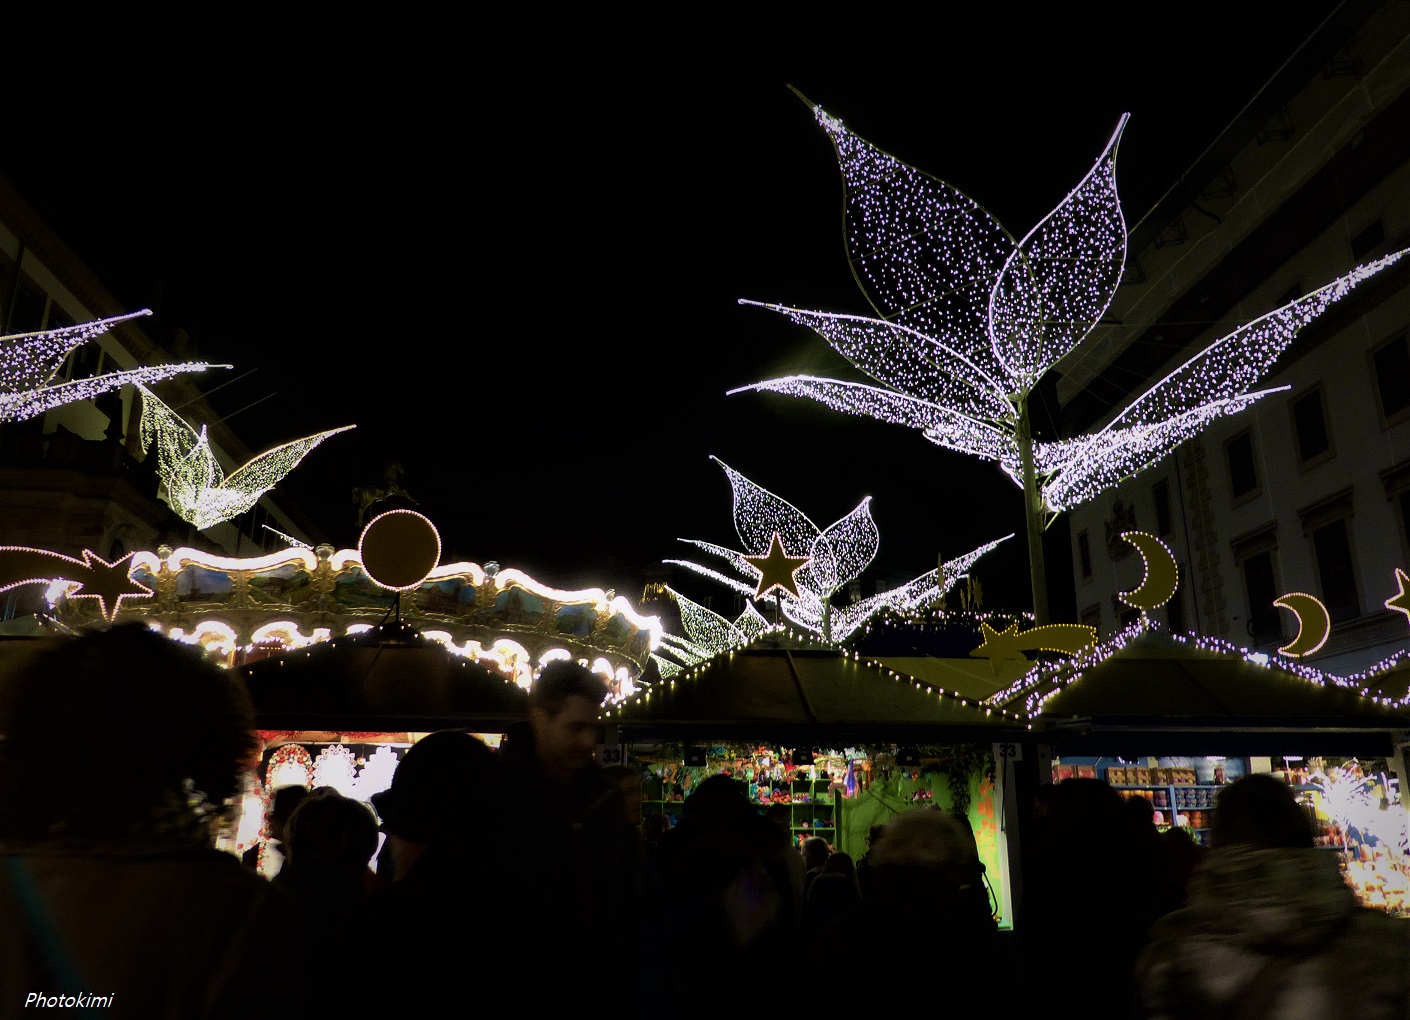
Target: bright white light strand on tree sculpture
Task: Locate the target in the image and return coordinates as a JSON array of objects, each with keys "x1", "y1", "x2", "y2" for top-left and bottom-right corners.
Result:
[
  {"x1": 664, "y1": 457, "x2": 1010, "y2": 643},
  {"x1": 653, "y1": 587, "x2": 773, "y2": 672},
  {"x1": 734, "y1": 94, "x2": 1408, "y2": 621},
  {"x1": 0, "y1": 310, "x2": 217, "y2": 423},
  {"x1": 138, "y1": 386, "x2": 355, "y2": 531}
]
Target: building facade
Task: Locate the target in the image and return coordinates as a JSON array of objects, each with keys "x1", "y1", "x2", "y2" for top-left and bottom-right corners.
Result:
[
  {"x1": 1057, "y1": 0, "x2": 1410, "y2": 672},
  {"x1": 0, "y1": 173, "x2": 319, "y2": 611}
]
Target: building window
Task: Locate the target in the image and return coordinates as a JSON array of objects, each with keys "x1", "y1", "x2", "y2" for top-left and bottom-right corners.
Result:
[
  {"x1": 1311, "y1": 521, "x2": 1360, "y2": 622},
  {"x1": 1152, "y1": 478, "x2": 1172, "y2": 536},
  {"x1": 1232, "y1": 524, "x2": 1281, "y2": 647},
  {"x1": 1225, "y1": 430, "x2": 1259, "y2": 501},
  {"x1": 1298, "y1": 487, "x2": 1359, "y2": 623},
  {"x1": 1080, "y1": 602, "x2": 1101, "y2": 631},
  {"x1": 7, "y1": 280, "x2": 45, "y2": 333},
  {"x1": 1384, "y1": 460, "x2": 1410, "y2": 565},
  {"x1": 1371, "y1": 333, "x2": 1410, "y2": 423},
  {"x1": 1166, "y1": 581, "x2": 1186, "y2": 634},
  {"x1": 1350, "y1": 218, "x2": 1385, "y2": 260},
  {"x1": 1077, "y1": 530, "x2": 1092, "y2": 580},
  {"x1": 1290, "y1": 387, "x2": 1331, "y2": 466}
]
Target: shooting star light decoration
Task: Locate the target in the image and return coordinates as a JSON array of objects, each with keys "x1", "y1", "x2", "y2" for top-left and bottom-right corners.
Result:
[
  {"x1": 138, "y1": 386, "x2": 354, "y2": 531},
  {"x1": 0, "y1": 310, "x2": 218, "y2": 423},
  {"x1": 664, "y1": 457, "x2": 1010, "y2": 644}
]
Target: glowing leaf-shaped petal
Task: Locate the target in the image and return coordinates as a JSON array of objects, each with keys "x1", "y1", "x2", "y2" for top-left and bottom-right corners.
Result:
[
  {"x1": 669, "y1": 586, "x2": 747, "y2": 653},
  {"x1": 0, "y1": 311, "x2": 153, "y2": 394},
  {"x1": 0, "y1": 360, "x2": 218, "y2": 425},
  {"x1": 989, "y1": 115, "x2": 1129, "y2": 385},
  {"x1": 733, "y1": 602, "x2": 771, "y2": 643},
  {"x1": 818, "y1": 496, "x2": 879, "y2": 591},
  {"x1": 713, "y1": 457, "x2": 822, "y2": 570},
  {"x1": 733, "y1": 376, "x2": 1011, "y2": 463},
  {"x1": 662, "y1": 558, "x2": 761, "y2": 601},
  {"x1": 740, "y1": 302, "x2": 1012, "y2": 421},
  {"x1": 808, "y1": 99, "x2": 1016, "y2": 377},
  {"x1": 1041, "y1": 389, "x2": 1287, "y2": 511},
  {"x1": 1105, "y1": 250, "x2": 1408, "y2": 434}
]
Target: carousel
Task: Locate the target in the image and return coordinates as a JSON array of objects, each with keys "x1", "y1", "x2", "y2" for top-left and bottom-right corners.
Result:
[{"x1": 0, "y1": 509, "x2": 663, "y2": 871}]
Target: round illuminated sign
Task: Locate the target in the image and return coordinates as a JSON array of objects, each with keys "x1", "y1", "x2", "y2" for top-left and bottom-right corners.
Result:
[{"x1": 358, "y1": 510, "x2": 441, "y2": 591}]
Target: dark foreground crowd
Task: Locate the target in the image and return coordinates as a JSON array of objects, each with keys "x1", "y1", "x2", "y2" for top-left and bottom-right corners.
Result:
[{"x1": 1, "y1": 625, "x2": 1407, "y2": 1018}]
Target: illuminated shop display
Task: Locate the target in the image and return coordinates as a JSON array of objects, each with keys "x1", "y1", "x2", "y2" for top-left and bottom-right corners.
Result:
[{"x1": 1055, "y1": 753, "x2": 1409, "y2": 917}]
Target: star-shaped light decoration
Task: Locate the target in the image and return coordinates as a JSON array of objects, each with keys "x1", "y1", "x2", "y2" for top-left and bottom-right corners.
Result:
[
  {"x1": 0, "y1": 546, "x2": 152, "y2": 621},
  {"x1": 968, "y1": 620, "x2": 1098, "y2": 672},
  {"x1": 664, "y1": 457, "x2": 1010, "y2": 644},
  {"x1": 1385, "y1": 568, "x2": 1410, "y2": 627},
  {"x1": 743, "y1": 532, "x2": 810, "y2": 599}
]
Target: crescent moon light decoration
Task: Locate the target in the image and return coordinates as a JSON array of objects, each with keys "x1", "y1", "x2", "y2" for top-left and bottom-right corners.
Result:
[
  {"x1": 1272, "y1": 592, "x2": 1332, "y2": 657},
  {"x1": 1117, "y1": 531, "x2": 1179, "y2": 610}
]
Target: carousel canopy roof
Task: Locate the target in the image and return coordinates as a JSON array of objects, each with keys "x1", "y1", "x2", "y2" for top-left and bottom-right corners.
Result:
[
  {"x1": 613, "y1": 639, "x2": 1021, "y2": 742},
  {"x1": 241, "y1": 622, "x2": 528, "y2": 731}
]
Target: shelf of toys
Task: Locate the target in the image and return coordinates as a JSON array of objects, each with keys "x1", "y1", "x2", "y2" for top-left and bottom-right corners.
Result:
[
  {"x1": 1050, "y1": 753, "x2": 1409, "y2": 917},
  {"x1": 625, "y1": 741, "x2": 1013, "y2": 929}
]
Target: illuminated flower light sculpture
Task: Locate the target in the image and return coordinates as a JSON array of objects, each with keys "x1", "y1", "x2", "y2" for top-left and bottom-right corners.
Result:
[
  {"x1": 665, "y1": 457, "x2": 1009, "y2": 644},
  {"x1": 138, "y1": 386, "x2": 355, "y2": 531},
  {"x1": 0, "y1": 310, "x2": 216, "y2": 423},
  {"x1": 733, "y1": 94, "x2": 1406, "y2": 620}
]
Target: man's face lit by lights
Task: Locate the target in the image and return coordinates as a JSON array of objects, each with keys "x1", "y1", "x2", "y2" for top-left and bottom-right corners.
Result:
[{"x1": 530, "y1": 694, "x2": 600, "y2": 783}]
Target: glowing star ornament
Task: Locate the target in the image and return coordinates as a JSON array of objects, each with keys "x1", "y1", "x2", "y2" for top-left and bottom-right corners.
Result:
[
  {"x1": 1386, "y1": 569, "x2": 1410, "y2": 627},
  {"x1": 0, "y1": 546, "x2": 151, "y2": 620},
  {"x1": 734, "y1": 92, "x2": 1408, "y2": 622},
  {"x1": 743, "y1": 532, "x2": 810, "y2": 599},
  {"x1": 0, "y1": 310, "x2": 219, "y2": 423},
  {"x1": 1273, "y1": 592, "x2": 1332, "y2": 658},
  {"x1": 665, "y1": 457, "x2": 1010, "y2": 643},
  {"x1": 139, "y1": 386, "x2": 354, "y2": 531}
]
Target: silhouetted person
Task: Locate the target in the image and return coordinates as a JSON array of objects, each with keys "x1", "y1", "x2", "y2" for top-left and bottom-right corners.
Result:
[
  {"x1": 243, "y1": 784, "x2": 308, "y2": 876},
  {"x1": 836, "y1": 808, "x2": 996, "y2": 1011},
  {"x1": 1024, "y1": 778, "x2": 1165, "y2": 1020},
  {"x1": 496, "y1": 661, "x2": 637, "y2": 1012},
  {"x1": 762, "y1": 802, "x2": 806, "y2": 920},
  {"x1": 364, "y1": 730, "x2": 499, "y2": 1011},
  {"x1": 855, "y1": 822, "x2": 886, "y2": 900},
  {"x1": 654, "y1": 774, "x2": 789, "y2": 1017},
  {"x1": 801, "y1": 834, "x2": 830, "y2": 898},
  {"x1": 805, "y1": 850, "x2": 861, "y2": 934},
  {"x1": 0, "y1": 624, "x2": 304, "y2": 1018},
  {"x1": 274, "y1": 787, "x2": 378, "y2": 926},
  {"x1": 1134, "y1": 773, "x2": 1410, "y2": 1018}
]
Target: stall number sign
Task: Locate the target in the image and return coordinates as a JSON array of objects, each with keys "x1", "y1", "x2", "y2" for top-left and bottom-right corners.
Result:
[
  {"x1": 596, "y1": 744, "x2": 625, "y2": 766},
  {"x1": 994, "y1": 742, "x2": 1023, "y2": 762}
]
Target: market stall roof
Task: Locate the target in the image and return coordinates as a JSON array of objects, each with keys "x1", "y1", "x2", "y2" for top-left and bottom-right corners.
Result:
[
  {"x1": 241, "y1": 621, "x2": 528, "y2": 732},
  {"x1": 1000, "y1": 630, "x2": 1410, "y2": 752},
  {"x1": 612, "y1": 638, "x2": 1022, "y2": 742}
]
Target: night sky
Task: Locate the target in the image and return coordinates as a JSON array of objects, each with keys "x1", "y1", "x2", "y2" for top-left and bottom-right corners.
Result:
[{"x1": 0, "y1": 4, "x2": 1335, "y2": 610}]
